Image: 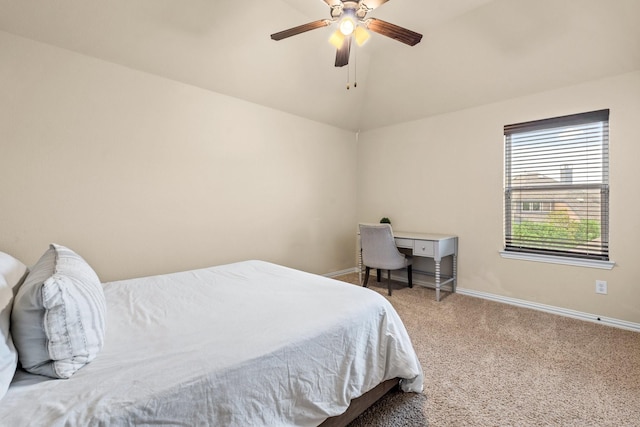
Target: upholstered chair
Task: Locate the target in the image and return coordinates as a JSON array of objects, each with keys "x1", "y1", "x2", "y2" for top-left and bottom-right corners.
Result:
[{"x1": 359, "y1": 223, "x2": 413, "y2": 296}]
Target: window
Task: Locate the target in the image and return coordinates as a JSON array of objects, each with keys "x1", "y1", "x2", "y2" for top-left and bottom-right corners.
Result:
[
  {"x1": 521, "y1": 201, "x2": 551, "y2": 212},
  {"x1": 504, "y1": 109, "x2": 609, "y2": 262}
]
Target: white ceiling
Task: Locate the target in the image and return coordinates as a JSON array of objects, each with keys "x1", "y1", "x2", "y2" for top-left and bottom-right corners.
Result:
[{"x1": 1, "y1": 0, "x2": 639, "y2": 131}]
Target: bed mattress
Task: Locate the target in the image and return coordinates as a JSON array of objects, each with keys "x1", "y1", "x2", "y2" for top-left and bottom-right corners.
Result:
[{"x1": 0, "y1": 260, "x2": 423, "y2": 426}]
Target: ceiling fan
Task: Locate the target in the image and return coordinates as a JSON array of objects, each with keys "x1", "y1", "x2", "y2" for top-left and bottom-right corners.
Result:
[{"x1": 270, "y1": 0, "x2": 423, "y2": 67}]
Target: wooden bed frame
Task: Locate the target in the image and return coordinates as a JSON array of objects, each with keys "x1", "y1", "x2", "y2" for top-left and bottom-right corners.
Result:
[{"x1": 319, "y1": 378, "x2": 400, "y2": 427}]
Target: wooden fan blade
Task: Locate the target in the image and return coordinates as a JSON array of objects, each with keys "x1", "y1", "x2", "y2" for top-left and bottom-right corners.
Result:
[
  {"x1": 323, "y1": 0, "x2": 342, "y2": 6},
  {"x1": 335, "y1": 36, "x2": 351, "y2": 67},
  {"x1": 365, "y1": 18, "x2": 422, "y2": 46},
  {"x1": 270, "y1": 19, "x2": 332, "y2": 41},
  {"x1": 361, "y1": 0, "x2": 390, "y2": 10}
]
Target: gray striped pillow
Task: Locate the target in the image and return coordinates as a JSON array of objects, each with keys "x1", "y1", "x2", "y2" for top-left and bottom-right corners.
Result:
[{"x1": 11, "y1": 244, "x2": 106, "y2": 379}]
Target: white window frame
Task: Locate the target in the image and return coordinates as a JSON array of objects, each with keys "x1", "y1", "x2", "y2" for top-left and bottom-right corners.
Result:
[{"x1": 500, "y1": 110, "x2": 614, "y2": 270}]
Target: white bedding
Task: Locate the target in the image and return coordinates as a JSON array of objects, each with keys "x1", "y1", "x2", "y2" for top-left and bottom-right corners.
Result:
[{"x1": 0, "y1": 260, "x2": 423, "y2": 426}]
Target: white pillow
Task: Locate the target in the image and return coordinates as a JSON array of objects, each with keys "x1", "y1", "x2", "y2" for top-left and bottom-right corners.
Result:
[
  {"x1": 11, "y1": 244, "x2": 106, "y2": 379},
  {"x1": 0, "y1": 251, "x2": 28, "y2": 400}
]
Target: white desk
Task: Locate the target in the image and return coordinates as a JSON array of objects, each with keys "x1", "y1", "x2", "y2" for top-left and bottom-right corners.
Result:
[{"x1": 357, "y1": 230, "x2": 458, "y2": 302}]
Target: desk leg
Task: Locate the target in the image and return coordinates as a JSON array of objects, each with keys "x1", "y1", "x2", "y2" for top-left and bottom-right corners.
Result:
[
  {"x1": 356, "y1": 233, "x2": 363, "y2": 286},
  {"x1": 453, "y1": 254, "x2": 457, "y2": 293},
  {"x1": 435, "y1": 260, "x2": 441, "y2": 302},
  {"x1": 357, "y1": 249, "x2": 363, "y2": 285}
]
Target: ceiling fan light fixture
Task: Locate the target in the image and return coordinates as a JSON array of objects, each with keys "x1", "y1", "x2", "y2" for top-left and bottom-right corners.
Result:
[
  {"x1": 354, "y1": 26, "x2": 370, "y2": 46},
  {"x1": 329, "y1": 30, "x2": 346, "y2": 49},
  {"x1": 270, "y1": 0, "x2": 423, "y2": 68},
  {"x1": 339, "y1": 17, "x2": 355, "y2": 36}
]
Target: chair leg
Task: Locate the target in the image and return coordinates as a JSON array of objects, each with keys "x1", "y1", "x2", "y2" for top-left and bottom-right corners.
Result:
[
  {"x1": 387, "y1": 270, "x2": 392, "y2": 296},
  {"x1": 377, "y1": 269, "x2": 381, "y2": 283},
  {"x1": 363, "y1": 267, "x2": 370, "y2": 287},
  {"x1": 408, "y1": 265, "x2": 413, "y2": 288}
]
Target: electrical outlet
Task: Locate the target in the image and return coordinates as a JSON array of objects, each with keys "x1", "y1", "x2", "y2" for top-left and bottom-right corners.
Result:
[{"x1": 595, "y1": 280, "x2": 608, "y2": 295}]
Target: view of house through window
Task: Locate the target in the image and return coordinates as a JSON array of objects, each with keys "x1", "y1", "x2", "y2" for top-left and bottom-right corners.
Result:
[{"x1": 504, "y1": 110, "x2": 609, "y2": 261}]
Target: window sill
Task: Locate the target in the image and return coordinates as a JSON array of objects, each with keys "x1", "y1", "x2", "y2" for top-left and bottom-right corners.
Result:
[{"x1": 499, "y1": 251, "x2": 615, "y2": 270}]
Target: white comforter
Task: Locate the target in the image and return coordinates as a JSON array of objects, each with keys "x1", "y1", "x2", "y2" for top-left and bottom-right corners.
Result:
[{"x1": 1, "y1": 260, "x2": 423, "y2": 426}]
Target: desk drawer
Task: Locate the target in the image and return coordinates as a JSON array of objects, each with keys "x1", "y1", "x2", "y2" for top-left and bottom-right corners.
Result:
[
  {"x1": 395, "y1": 238, "x2": 413, "y2": 249},
  {"x1": 413, "y1": 240, "x2": 434, "y2": 257}
]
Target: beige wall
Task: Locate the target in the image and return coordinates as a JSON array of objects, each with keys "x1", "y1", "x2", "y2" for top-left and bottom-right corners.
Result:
[
  {"x1": 0, "y1": 32, "x2": 357, "y2": 281},
  {"x1": 2, "y1": 30, "x2": 638, "y2": 325},
  {"x1": 357, "y1": 71, "x2": 640, "y2": 324}
]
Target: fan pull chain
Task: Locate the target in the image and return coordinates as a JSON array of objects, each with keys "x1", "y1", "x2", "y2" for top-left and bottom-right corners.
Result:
[
  {"x1": 346, "y1": 63, "x2": 350, "y2": 90},
  {"x1": 346, "y1": 43, "x2": 358, "y2": 90},
  {"x1": 354, "y1": 44, "x2": 357, "y2": 88}
]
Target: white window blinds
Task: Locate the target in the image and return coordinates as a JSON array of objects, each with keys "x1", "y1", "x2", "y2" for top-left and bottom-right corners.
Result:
[{"x1": 504, "y1": 109, "x2": 609, "y2": 261}]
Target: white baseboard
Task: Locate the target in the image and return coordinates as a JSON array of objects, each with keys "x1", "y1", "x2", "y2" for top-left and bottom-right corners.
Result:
[
  {"x1": 325, "y1": 267, "x2": 640, "y2": 332},
  {"x1": 324, "y1": 268, "x2": 640, "y2": 333},
  {"x1": 457, "y1": 287, "x2": 640, "y2": 333},
  {"x1": 324, "y1": 267, "x2": 358, "y2": 278},
  {"x1": 325, "y1": 269, "x2": 451, "y2": 289}
]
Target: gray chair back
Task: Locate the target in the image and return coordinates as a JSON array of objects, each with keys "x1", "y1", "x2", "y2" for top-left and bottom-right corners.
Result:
[{"x1": 359, "y1": 224, "x2": 408, "y2": 270}]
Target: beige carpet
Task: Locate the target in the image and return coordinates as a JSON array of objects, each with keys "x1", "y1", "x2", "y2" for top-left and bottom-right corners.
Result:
[{"x1": 334, "y1": 273, "x2": 640, "y2": 427}]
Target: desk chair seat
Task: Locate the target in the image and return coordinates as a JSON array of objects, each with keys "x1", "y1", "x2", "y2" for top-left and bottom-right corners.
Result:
[{"x1": 359, "y1": 223, "x2": 413, "y2": 296}]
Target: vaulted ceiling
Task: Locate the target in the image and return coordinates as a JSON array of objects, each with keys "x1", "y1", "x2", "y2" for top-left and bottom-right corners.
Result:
[{"x1": 1, "y1": 0, "x2": 639, "y2": 131}]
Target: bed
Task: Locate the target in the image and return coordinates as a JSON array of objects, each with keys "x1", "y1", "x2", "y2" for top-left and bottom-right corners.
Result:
[{"x1": 0, "y1": 245, "x2": 423, "y2": 426}]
